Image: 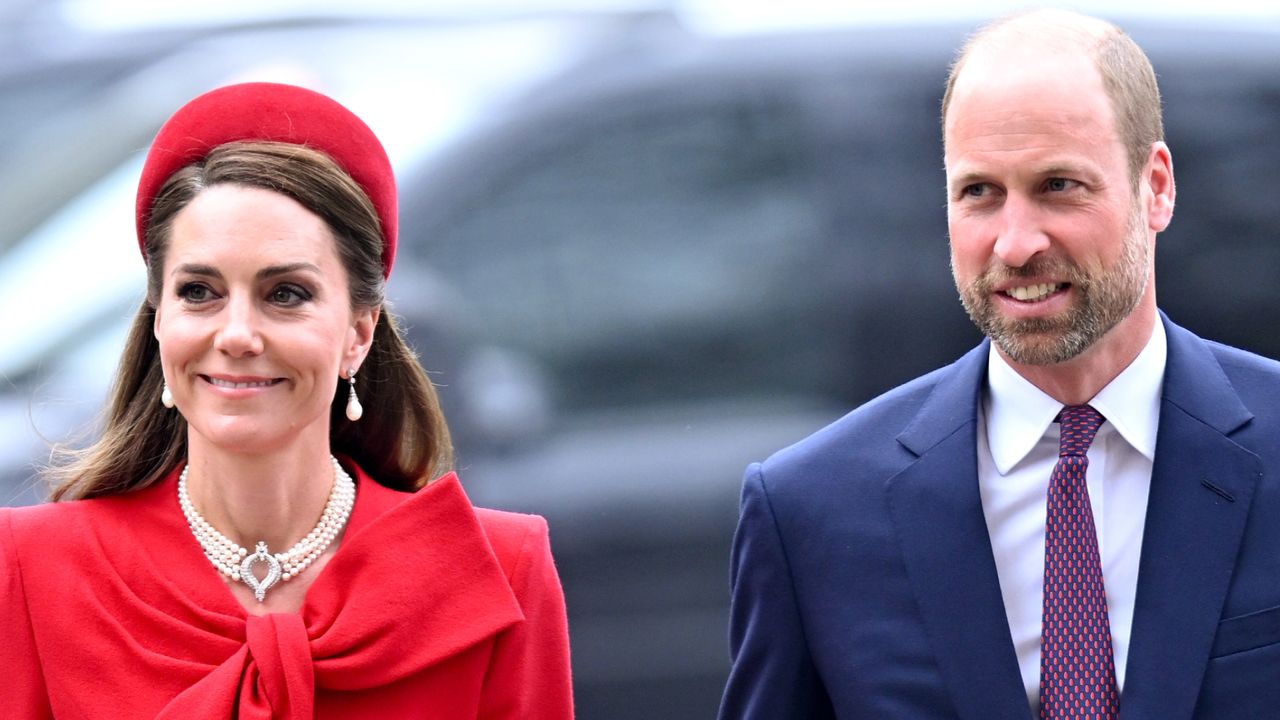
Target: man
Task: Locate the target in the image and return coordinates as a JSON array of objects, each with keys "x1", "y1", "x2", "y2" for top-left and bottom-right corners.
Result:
[{"x1": 720, "y1": 10, "x2": 1280, "y2": 719}]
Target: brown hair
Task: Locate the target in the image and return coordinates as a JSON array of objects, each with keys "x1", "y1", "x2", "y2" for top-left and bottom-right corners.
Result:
[
  {"x1": 48, "y1": 142, "x2": 452, "y2": 500},
  {"x1": 940, "y1": 11, "x2": 1164, "y2": 186}
]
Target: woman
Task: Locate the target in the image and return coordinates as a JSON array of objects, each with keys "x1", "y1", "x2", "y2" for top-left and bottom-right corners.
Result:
[{"x1": 0, "y1": 83, "x2": 573, "y2": 718}]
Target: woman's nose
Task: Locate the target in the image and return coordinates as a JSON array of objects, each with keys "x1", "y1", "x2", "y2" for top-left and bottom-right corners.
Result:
[{"x1": 213, "y1": 294, "x2": 264, "y2": 357}]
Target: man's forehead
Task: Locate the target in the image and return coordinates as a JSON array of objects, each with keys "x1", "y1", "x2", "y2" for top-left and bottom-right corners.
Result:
[
  {"x1": 945, "y1": 41, "x2": 1111, "y2": 142},
  {"x1": 965, "y1": 9, "x2": 1113, "y2": 57},
  {"x1": 947, "y1": 10, "x2": 1112, "y2": 108},
  {"x1": 942, "y1": 37, "x2": 1122, "y2": 174},
  {"x1": 955, "y1": 37, "x2": 1100, "y2": 95}
]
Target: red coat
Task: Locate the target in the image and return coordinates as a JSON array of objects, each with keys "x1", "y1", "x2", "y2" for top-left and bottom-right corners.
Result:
[{"x1": 0, "y1": 461, "x2": 573, "y2": 718}]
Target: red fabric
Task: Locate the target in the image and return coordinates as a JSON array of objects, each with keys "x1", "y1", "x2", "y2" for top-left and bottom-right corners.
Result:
[
  {"x1": 135, "y1": 82, "x2": 398, "y2": 277},
  {"x1": 0, "y1": 463, "x2": 573, "y2": 719}
]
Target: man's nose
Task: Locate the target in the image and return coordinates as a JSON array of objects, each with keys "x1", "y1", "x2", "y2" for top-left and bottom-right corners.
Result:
[
  {"x1": 992, "y1": 195, "x2": 1050, "y2": 268},
  {"x1": 214, "y1": 294, "x2": 264, "y2": 357}
]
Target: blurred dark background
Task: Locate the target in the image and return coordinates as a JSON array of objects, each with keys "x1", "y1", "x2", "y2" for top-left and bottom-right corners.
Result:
[{"x1": 2, "y1": 3, "x2": 1279, "y2": 717}]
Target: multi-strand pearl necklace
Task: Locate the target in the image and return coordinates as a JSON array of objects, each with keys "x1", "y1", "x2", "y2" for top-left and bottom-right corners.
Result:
[{"x1": 177, "y1": 455, "x2": 356, "y2": 602}]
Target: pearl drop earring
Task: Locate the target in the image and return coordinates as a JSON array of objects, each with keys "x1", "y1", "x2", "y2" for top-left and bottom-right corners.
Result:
[
  {"x1": 346, "y1": 368, "x2": 363, "y2": 421},
  {"x1": 161, "y1": 383, "x2": 175, "y2": 409}
]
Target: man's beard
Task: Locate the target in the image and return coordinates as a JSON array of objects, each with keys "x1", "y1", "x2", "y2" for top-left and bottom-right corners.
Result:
[{"x1": 952, "y1": 212, "x2": 1150, "y2": 366}]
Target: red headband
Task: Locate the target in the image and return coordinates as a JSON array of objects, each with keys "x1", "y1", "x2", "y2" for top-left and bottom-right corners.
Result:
[{"x1": 135, "y1": 82, "x2": 397, "y2": 277}]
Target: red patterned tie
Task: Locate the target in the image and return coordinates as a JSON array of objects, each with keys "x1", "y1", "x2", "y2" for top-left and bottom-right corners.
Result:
[{"x1": 1039, "y1": 405, "x2": 1119, "y2": 719}]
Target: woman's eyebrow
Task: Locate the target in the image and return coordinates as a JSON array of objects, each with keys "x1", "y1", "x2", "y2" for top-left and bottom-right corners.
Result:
[
  {"x1": 257, "y1": 262, "x2": 321, "y2": 280},
  {"x1": 168, "y1": 263, "x2": 322, "y2": 280},
  {"x1": 171, "y1": 263, "x2": 220, "y2": 279}
]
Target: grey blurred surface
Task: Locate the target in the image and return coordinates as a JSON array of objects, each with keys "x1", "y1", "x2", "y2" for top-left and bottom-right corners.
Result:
[{"x1": 3, "y1": 7, "x2": 1280, "y2": 718}]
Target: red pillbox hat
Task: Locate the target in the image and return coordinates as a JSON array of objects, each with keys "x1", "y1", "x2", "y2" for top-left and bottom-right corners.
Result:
[{"x1": 135, "y1": 82, "x2": 397, "y2": 277}]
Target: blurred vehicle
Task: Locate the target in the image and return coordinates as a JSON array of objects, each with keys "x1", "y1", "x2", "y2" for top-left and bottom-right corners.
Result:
[
  {"x1": 395, "y1": 20, "x2": 1280, "y2": 717},
  {"x1": 4, "y1": 11, "x2": 1280, "y2": 720},
  {"x1": 0, "y1": 9, "x2": 677, "y2": 503}
]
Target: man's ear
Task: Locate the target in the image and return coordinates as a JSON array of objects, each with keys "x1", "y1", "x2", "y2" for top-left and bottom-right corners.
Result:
[{"x1": 1144, "y1": 141, "x2": 1175, "y2": 233}]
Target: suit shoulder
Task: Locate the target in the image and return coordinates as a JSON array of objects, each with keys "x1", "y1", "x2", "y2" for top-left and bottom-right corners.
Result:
[
  {"x1": 760, "y1": 363, "x2": 957, "y2": 488},
  {"x1": 1206, "y1": 340, "x2": 1280, "y2": 380},
  {"x1": 1204, "y1": 340, "x2": 1280, "y2": 408}
]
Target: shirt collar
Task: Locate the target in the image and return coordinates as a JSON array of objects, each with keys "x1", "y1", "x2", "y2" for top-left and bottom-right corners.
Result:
[{"x1": 984, "y1": 318, "x2": 1166, "y2": 474}]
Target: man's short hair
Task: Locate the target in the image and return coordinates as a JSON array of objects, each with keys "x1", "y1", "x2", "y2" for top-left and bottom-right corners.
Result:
[{"x1": 940, "y1": 12, "x2": 1164, "y2": 188}]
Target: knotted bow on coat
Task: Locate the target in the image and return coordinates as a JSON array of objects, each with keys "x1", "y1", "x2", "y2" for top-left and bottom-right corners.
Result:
[{"x1": 152, "y1": 470, "x2": 524, "y2": 719}]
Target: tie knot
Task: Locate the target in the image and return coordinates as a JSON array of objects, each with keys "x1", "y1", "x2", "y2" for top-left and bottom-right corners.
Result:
[{"x1": 1056, "y1": 404, "x2": 1104, "y2": 457}]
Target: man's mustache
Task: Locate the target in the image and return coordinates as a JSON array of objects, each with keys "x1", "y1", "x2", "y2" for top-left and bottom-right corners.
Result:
[{"x1": 974, "y1": 257, "x2": 1087, "y2": 289}]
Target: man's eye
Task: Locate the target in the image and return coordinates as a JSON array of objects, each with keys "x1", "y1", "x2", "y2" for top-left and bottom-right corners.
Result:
[
  {"x1": 1045, "y1": 178, "x2": 1075, "y2": 192},
  {"x1": 177, "y1": 283, "x2": 213, "y2": 303},
  {"x1": 962, "y1": 183, "x2": 988, "y2": 198}
]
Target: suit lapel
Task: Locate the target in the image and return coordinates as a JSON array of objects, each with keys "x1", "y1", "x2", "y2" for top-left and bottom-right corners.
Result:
[
  {"x1": 1119, "y1": 316, "x2": 1261, "y2": 719},
  {"x1": 887, "y1": 342, "x2": 1033, "y2": 720}
]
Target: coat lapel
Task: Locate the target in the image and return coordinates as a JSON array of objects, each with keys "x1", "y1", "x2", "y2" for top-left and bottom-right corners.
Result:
[
  {"x1": 887, "y1": 342, "x2": 1033, "y2": 720},
  {"x1": 1119, "y1": 316, "x2": 1261, "y2": 719}
]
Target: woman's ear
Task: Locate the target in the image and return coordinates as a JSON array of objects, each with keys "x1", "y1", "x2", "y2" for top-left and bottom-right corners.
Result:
[{"x1": 345, "y1": 306, "x2": 380, "y2": 370}]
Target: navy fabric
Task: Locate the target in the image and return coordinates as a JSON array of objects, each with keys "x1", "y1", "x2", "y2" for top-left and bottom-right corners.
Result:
[{"x1": 720, "y1": 313, "x2": 1280, "y2": 719}]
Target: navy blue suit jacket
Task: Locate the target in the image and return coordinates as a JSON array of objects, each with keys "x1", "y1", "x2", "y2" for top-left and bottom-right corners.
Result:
[{"x1": 721, "y1": 314, "x2": 1280, "y2": 719}]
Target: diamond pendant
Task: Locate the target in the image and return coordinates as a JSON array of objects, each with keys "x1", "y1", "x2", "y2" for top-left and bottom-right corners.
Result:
[{"x1": 240, "y1": 541, "x2": 281, "y2": 602}]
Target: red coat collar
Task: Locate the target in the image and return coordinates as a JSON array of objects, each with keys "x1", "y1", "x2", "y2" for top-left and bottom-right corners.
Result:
[{"x1": 39, "y1": 461, "x2": 523, "y2": 719}]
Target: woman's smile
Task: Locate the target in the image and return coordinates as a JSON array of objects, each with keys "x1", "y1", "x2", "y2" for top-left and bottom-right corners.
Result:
[{"x1": 199, "y1": 374, "x2": 287, "y2": 399}]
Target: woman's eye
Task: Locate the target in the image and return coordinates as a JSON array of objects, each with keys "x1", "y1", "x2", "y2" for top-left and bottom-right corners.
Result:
[
  {"x1": 268, "y1": 284, "x2": 311, "y2": 306},
  {"x1": 177, "y1": 283, "x2": 214, "y2": 303}
]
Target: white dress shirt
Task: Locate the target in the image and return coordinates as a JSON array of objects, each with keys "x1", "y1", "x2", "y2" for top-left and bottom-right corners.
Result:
[{"x1": 977, "y1": 319, "x2": 1166, "y2": 711}]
